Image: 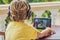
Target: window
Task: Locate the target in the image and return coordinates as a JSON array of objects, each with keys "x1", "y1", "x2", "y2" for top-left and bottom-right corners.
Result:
[{"x1": 0, "y1": 0, "x2": 60, "y2": 4}]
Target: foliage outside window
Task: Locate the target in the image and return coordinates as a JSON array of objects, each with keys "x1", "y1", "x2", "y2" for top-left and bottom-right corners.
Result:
[
  {"x1": 41, "y1": 10, "x2": 51, "y2": 18},
  {"x1": 0, "y1": 0, "x2": 60, "y2": 4},
  {"x1": 0, "y1": 0, "x2": 12, "y2": 4},
  {"x1": 28, "y1": 0, "x2": 60, "y2": 2}
]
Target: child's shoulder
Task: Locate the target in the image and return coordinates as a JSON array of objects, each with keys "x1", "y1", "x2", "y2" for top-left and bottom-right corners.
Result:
[{"x1": 6, "y1": 22, "x2": 23, "y2": 31}]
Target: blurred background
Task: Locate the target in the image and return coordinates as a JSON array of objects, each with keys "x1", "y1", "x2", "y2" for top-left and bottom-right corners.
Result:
[{"x1": 0, "y1": 0, "x2": 60, "y2": 4}]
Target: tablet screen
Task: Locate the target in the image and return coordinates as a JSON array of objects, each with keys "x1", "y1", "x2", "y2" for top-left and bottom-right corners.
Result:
[{"x1": 33, "y1": 18, "x2": 51, "y2": 29}]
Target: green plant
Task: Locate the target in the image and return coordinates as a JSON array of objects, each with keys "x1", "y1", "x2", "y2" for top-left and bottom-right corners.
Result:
[
  {"x1": 41, "y1": 0, "x2": 48, "y2": 2},
  {"x1": 5, "y1": 17, "x2": 11, "y2": 28},
  {"x1": 32, "y1": 0, "x2": 41, "y2": 2},
  {"x1": 58, "y1": 9, "x2": 60, "y2": 12},
  {"x1": 31, "y1": 12, "x2": 36, "y2": 23},
  {"x1": 0, "y1": 0, "x2": 4, "y2": 4},
  {"x1": 28, "y1": 0, "x2": 48, "y2": 2},
  {"x1": 27, "y1": 0, "x2": 33, "y2": 2},
  {"x1": 53, "y1": 0, "x2": 60, "y2": 1},
  {"x1": 41, "y1": 10, "x2": 51, "y2": 18},
  {"x1": 3, "y1": 0, "x2": 12, "y2": 4}
]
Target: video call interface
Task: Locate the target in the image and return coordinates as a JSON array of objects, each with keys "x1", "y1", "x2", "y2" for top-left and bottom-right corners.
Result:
[{"x1": 33, "y1": 18, "x2": 51, "y2": 29}]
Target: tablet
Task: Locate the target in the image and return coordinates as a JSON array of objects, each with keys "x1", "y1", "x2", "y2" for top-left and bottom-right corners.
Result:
[{"x1": 33, "y1": 18, "x2": 51, "y2": 29}]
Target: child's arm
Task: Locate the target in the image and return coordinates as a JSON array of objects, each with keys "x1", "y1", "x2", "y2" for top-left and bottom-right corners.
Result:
[
  {"x1": 30, "y1": 26, "x2": 55, "y2": 39},
  {"x1": 37, "y1": 27, "x2": 55, "y2": 39}
]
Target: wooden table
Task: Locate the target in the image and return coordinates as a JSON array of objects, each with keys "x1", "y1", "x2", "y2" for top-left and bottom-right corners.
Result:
[
  {"x1": 0, "y1": 32, "x2": 5, "y2": 35},
  {"x1": 37, "y1": 25, "x2": 60, "y2": 40},
  {"x1": 0, "y1": 31, "x2": 5, "y2": 40}
]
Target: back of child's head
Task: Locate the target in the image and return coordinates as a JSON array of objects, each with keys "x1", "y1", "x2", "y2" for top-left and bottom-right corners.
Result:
[{"x1": 10, "y1": 0, "x2": 31, "y2": 21}]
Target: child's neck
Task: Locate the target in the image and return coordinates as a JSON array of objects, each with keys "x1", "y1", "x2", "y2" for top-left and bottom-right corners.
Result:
[{"x1": 19, "y1": 20, "x2": 24, "y2": 23}]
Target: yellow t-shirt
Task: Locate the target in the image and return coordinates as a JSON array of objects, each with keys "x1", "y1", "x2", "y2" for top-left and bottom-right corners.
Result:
[{"x1": 5, "y1": 22, "x2": 39, "y2": 40}]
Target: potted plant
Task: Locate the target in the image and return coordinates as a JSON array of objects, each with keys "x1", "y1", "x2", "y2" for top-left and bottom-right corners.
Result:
[{"x1": 41, "y1": 10, "x2": 51, "y2": 18}]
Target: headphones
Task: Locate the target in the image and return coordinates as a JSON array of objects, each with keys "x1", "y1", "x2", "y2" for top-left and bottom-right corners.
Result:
[
  {"x1": 8, "y1": 5, "x2": 31, "y2": 20},
  {"x1": 8, "y1": 6, "x2": 10, "y2": 17},
  {"x1": 26, "y1": 5, "x2": 32, "y2": 19}
]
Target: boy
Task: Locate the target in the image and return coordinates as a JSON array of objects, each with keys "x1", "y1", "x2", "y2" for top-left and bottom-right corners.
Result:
[{"x1": 5, "y1": 0, "x2": 55, "y2": 40}]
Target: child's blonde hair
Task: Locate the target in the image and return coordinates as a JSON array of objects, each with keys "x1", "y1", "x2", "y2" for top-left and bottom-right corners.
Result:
[{"x1": 10, "y1": 0, "x2": 31, "y2": 21}]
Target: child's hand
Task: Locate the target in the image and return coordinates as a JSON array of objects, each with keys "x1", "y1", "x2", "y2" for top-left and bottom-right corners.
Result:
[
  {"x1": 43, "y1": 27, "x2": 55, "y2": 37},
  {"x1": 37, "y1": 27, "x2": 56, "y2": 39}
]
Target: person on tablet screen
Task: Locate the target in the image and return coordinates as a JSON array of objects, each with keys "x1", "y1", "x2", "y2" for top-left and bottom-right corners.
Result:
[{"x1": 5, "y1": 0, "x2": 55, "y2": 40}]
